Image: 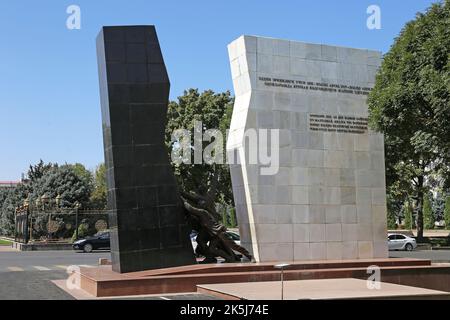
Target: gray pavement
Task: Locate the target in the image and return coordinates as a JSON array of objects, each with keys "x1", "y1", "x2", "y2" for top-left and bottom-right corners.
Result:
[
  {"x1": 0, "y1": 250, "x2": 109, "y2": 272},
  {"x1": 0, "y1": 249, "x2": 218, "y2": 300},
  {"x1": 1, "y1": 248, "x2": 448, "y2": 300}
]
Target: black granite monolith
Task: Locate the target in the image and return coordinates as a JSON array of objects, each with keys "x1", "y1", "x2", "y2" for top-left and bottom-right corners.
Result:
[{"x1": 96, "y1": 26, "x2": 196, "y2": 273}]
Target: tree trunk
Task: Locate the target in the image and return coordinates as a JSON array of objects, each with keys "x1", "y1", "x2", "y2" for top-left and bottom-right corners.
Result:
[{"x1": 416, "y1": 175, "x2": 424, "y2": 242}]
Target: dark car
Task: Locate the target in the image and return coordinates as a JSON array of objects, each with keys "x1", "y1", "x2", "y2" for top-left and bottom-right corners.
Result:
[{"x1": 72, "y1": 231, "x2": 110, "y2": 253}]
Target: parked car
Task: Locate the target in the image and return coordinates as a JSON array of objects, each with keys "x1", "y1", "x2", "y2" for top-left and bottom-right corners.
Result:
[
  {"x1": 388, "y1": 233, "x2": 417, "y2": 251},
  {"x1": 72, "y1": 231, "x2": 110, "y2": 253}
]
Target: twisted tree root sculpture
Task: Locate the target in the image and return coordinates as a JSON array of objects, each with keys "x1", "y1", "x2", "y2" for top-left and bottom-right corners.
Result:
[{"x1": 181, "y1": 196, "x2": 254, "y2": 263}]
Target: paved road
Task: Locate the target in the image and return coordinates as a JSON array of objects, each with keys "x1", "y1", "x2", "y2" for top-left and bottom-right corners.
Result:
[
  {"x1": 390, "y1": 249, "x2": 450, "y2": 262},
  {"x1": 0, "y1": 250, "x2": 109, "y2": 273},
  {"x1": 0, "y1": 249, "x2": 217, "y2": 300}
]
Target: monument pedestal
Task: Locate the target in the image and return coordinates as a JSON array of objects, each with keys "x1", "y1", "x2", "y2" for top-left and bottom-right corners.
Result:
[{"x1": 60, "y1": 258, "x2": 450, "y2": 298}]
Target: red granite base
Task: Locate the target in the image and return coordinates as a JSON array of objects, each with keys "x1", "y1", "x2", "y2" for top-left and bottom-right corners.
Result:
[{"x1": 76, "y1": 258, "x2": 450, "y2": 298}]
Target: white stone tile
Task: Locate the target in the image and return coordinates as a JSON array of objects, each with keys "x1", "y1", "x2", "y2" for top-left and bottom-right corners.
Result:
[
  {"x1": 342, "y1": 241, "x2": 358, "y2": 259},
  {"x1": 273, "y1": 56, "x2": 290, "y2": 75},
  {"x1": 341, "y1": 187, "x2": 356, "y2": 205},
  {"x1": 354, "y1": 135, "x2": 369, "y2": 151},
  {"x1": 356, "y1": 187, "x2": 372, "y2": 205},
  {"x1": 309, "y1": 186, "x2": 325, "y2": 205},
  {"x1": 309, "y1": 224, "x2": 326, "y2": 242},
  {"x1": 370, "y1": 151, "x2": 385, "y2": 170},
  {"x1": 342, "y1": 224, "x2": 358, "y2": 241},
  {"x1": 309, "y1": 205, "x2": 326, "y2": 223},
  {"x1": 321, "y1": 45, "x2": 338, "y2": 62},
  {"x1": 290, "y1": 58, "x2": 309, "y2": 77},
  {"x1": 308, "y1": 168, "x2": 325, "y2": 186},
  {"x1": 274, "y1": 39, "x2": 290, "y2": 56},
  {"x1": 323, "y1": 187, "x2": 341, "y2": 205},
  {"x1": 293, "y1": 205, "x2": 310, "y2": 223},
  {"x1": 321, "y1": 61, "x2": 339, "y2": 79},
  {"x1": 373, "y1": 241, "x2": 388, "y2": 258},
  {"x1": 243, "y1": 35, "x2": 257, "y2": 53},
  {"x1": 293, "y1": 224, "x2": 310, "y2": 243},
  {"x1": 372, "y1": 205, "x2": 387, "y2": 226},
  {"x1": 257, "y1": 54, "x2": 273, "y2": 73},
  {"x1": 372, "y1": 188, "x2": 386, "y2": 205},
  {"x1": 292, "y1": 167, "x2": 309, "y2": 186},
  {"x1": 357, "y1": 205, "x2": 372, "y2": 224},
  {"x1": 340, "y1": 169, "x2": 355, "y2": 187},
  {"x1": 257, "y1": 37, "x2": 275, "y2": 55},
  {"x1": 276, "y1": 186, "x2": 292, "y2": 205},
  {"x1": 324, "y1": 168, "x2": 340, "y2": 187},
  {"x1": 357, "y1": 224, "x2": 373, "y2": 241},
  {"x1": 358, "y1": 241, "x2": 374, "y2": 259},
  {"x1": 326, "y1": 206, "x2": 341, "y2": 223},
  {"x1": 292, "y1": 186, "x2": 309, "y2": 204},
  {"x1": 256, "y1": 224, "x2": 293, "y2": 243},
  {"x1": 372, "y1": 219, "x2": 387, "y2": 241},
  {"x1": 327, "y1": 242, "x2": 343, "y2": 260},
  {"x1": 341, "y1": 205, "x2": 357, "y2": 223},
  {"x1": 251, "y1": 90, "x2": 274, "y2": 110},
  {"x1": 294, "y1": 243, "x2": 311, "y2": 260},
  {"x1": 310, "y1": 242, "x2": 327, "y2": 260},
  {"x1": 275, "y1": 205, "x2": 293, "y2": 224},
  {"x1": 355, "y1": 152, "x2": 371, "y2": 169},
  {"x1": 252, "y1": 205, "x2": 276, "y2": 224},
  {"x1": 258, "y1": 243, "x2": 293, "y2": 261},
  {"x1": 326, "y1": 224, "x2": 342, "y2": 242}
]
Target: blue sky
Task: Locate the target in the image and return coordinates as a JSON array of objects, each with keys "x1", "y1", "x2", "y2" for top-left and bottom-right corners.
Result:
[{"x1": 0, "y1": 0, "x2": 438, "y2": 180}]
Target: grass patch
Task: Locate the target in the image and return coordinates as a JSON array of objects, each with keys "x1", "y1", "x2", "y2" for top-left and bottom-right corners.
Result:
[{"x1": 0, "y1": 239, "x2": 12, "y2": 246}]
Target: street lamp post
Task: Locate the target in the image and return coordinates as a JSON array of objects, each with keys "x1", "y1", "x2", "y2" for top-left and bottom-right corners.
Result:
[
  {"x1": 74, "y1": 201, "x2": 81, "y2": 240},
  {"x1": 274, "y1": 263, "x2": 291, "y2": 300}
]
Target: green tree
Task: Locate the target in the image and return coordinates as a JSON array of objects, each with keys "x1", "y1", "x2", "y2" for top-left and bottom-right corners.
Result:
[
  {"x1": 403, "y1": 201, "x2": 414, "y2": 230},
  {"x1": 229, "y1": 207, "x2": 237, "y2": 228},
  {"x1": 444, "y1": 196, "x2": 450, "y2": 229},
  {"x1": 166, "y1": 89, "x2": 234, "y2": 219},
  {"x1": 368, "y1": 1, "x2": 450, "y2": 241},
  {"x1": 423, "y1": 195, "x2": 434, "y2": 230},
  {"x1": 90, "y1": 163, "x2": 107, "y2": 209}
]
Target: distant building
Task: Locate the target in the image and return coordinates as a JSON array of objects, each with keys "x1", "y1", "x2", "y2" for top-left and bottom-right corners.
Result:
[{"x1": 0, "y1": 181, "x2": 20, "y2": 189}]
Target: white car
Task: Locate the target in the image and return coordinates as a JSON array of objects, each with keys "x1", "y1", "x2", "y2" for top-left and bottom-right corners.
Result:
[{"x1": 388, "y1": 233, "x2": 417, "y2": 251}]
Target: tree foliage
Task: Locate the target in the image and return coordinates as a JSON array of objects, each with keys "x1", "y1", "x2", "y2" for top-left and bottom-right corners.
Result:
[
  {"x1": 403, "y1": 201, "x2": 414, "y2": 230},
  {"x1": 444, "y1": 196, "x2": 450, "y2": 229},
  {"x1": 423, "y1": 194, "x2": 435, "y2": 229},
  {"x1": 166, "y1": 89, "x2": 234, "y2": 218},
  {"x1": 368, "y1": 1, "x2": 450, "y2": 240}
]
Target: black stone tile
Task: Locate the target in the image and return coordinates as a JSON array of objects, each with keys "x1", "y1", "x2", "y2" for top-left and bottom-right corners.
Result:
[
  {"x1": 146, "y1": 43, "x2": 164, "y2": 63},
  {"x1": 107, "y1": 84, "x2": 130, "y2": 103},
  {"x1": 125, "y1": 26, "x2": 147, "y2": 43},
  {"x1": 103, "y1": 27, "x2": 125, "y2": 43},
  {"x1": 126, "y1": 43, "x2": 147, "y2": 63},
  {"x1": 105, "y1": 42, "x2": 126, "y2": 62},
  {"x1": 160, "y1": 226, "x2": 181, "y2": 247},
  {"x1": 106, "y1": 63, "x2": 127, "y2": 83},
  {"x1": 136, "y1": 186, "x2": 159, "y2": 208},
  {"x1": 109, "y1": 104, "x2": 130, "y2": 125},
  {"x1": 148, "y1": 64, "x2": 169, "y2": 83},
  {"x1": 126, "y1": 64, "x2": 148, "y2": 83},
  {"x1": 115, "y1": 187, "x2": 137, "y2": 210},
  {"x1": 110, "y1": 123, "x2": 131, "y2": 146},
  {"x1": 159, "y1": 205, "x2": 181, "y2": 227}
]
